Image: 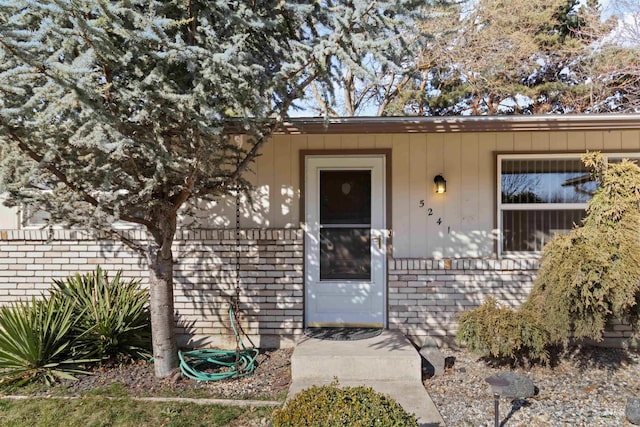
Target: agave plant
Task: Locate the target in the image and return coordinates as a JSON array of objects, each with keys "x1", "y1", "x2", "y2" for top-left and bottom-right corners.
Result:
[
  {"x1": 0, "y1": 296, "x2": 89, "y2": 386},
  {"x1": 52, "y1": 267, "x2": 152, "y2": 361}
]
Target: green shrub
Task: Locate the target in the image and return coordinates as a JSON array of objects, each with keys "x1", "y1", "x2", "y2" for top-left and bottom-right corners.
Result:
[
  {"x1": 0, "y1": 296, "x2": 89, "y2": 386},
  {"x1": 52, "y1": 267, "x2": 151, "y2": 360},
  {"x1": 456, "y1": 297, "x2": 550, "y2": 364},
  {"x1": 271, "y1": 382, "x2": 418, "y2": 427},
  {"x1": 528, "y1": 223, "x2": 640, "y2": 345},
  {"x1": 456, "y1": 153, "x2": 640, "y2": 363},
  {"x1": 528, "y1": 154, "x2": 640, "y2": 344}
]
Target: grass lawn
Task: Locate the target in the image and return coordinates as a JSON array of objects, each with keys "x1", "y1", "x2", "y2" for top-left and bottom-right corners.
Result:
[{"x1": 0, "y1": 396, "x2": 274, "y2": 427}]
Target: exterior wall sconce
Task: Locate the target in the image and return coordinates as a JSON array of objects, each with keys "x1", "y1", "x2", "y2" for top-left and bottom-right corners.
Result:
[{"x1": 434, "y1": 175, "x2": 446, "y2": 194}]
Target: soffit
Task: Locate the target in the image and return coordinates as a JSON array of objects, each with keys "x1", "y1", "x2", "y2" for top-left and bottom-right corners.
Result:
[{"x1": 277, "y1": 114, "x2": 640, "y2": 134}]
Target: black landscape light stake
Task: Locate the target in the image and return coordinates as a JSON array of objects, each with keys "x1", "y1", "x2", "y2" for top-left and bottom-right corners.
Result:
[{"x1": 485, "y1": 375, "x2": 510, "y2": 427}]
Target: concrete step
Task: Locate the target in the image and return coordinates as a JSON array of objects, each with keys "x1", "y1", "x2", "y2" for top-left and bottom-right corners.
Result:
[
  {"x1": 287, "y1": 330, "x2": 445, "y2": 427},
  {"x1": 291, "y1": 330, "x2": 421, "y2": 383}
]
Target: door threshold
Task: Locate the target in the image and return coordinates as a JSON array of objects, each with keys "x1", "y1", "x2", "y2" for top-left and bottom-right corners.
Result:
[{"x1": 306, "y1": 322, "x2": 384, "y2": 328}]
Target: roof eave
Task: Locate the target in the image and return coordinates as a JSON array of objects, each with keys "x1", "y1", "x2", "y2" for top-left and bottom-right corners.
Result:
[{"x1": 277, "y1": 114, "x2": 640, "y2": 134}]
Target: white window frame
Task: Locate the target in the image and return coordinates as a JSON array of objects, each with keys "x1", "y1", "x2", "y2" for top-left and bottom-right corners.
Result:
[
  {"x1": 19, "y1": 204, "x2": 144, "y2": 230},
  {"x1": 20, "y1": 203, "x2": 51, "y2": 228},
  {"x1": 19, "y1": 194, "x2": 143, "y2": 230},
  {"x1": 497, "y1": 152, "x2": 640, "y2": 257}
]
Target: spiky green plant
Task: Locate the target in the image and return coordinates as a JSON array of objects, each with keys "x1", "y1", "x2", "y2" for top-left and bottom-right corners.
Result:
[
  {"x1": 52, "y1": 267, "x2": 151, "y2": 361},
  {"x1": 0, "y1": 296, "x2": 89, "y2": 387}
]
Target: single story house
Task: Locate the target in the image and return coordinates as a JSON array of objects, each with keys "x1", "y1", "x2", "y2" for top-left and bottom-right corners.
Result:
[{"x1": 1, "y1": 114, "x2": 640, "y2": 349}]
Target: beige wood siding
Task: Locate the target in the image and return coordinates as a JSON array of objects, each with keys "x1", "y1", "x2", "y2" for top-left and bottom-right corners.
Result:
[
  {"x1": 205, "y1": 129, "x2": 639, "y2": 259},
  {"x1": 0, "y1": 202, "x2": 17, "y2": 229},
  {"x1": 5, "y1": 129, "x2": 637, "y2": 258}
]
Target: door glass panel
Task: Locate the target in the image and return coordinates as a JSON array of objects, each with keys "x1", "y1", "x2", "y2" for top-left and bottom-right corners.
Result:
[
  {"x1": 320, "y1": 171, "x2": 371, "y2": 224},
  {"x1": 320, "y1": 228, "x2": 371, "y2": 280},
  {"x1": 319, "y1": 170, "x2": 372, "y2": 281}
]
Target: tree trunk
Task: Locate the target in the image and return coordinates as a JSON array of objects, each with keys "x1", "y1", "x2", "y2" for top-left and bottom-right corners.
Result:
[{"x1": 147, "y1": 209, "x2": 179, "y2": 377}]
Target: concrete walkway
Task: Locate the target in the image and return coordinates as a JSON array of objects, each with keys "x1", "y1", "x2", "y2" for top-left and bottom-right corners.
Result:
[{"x1": 288, "y1": 330, "x2": 445, "y2": 427}]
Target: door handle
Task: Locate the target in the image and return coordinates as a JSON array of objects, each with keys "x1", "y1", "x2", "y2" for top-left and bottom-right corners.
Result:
[{"x1": 372, "y1": 235, "x2": 382, "y2": 250}]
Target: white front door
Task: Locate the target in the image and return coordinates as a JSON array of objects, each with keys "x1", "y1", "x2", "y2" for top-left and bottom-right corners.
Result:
[{"x1": 305, "y1": 155, "x2": 386, "y2": 327}]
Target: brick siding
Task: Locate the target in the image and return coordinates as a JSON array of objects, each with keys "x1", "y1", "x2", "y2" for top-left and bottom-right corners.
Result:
[
  {"x1": 0, "y1": 229, "x2": 303, "y2": 349},
  {"x1": 0, "y1": 229, "x2": 631, "y2": 349},
  {"x1": 388, "y1": 258, "x2": 537, "y2": 346}
]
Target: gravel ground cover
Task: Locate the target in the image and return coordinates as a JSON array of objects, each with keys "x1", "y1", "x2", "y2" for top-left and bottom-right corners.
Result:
[{"x1": 425, "y1": 345, "x2": 640, "y2": 426}]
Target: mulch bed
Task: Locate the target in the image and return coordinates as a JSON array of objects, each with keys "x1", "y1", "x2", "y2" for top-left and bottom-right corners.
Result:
[{"x1": 37, "y1": 348, "x2": 292, "y2": 401}]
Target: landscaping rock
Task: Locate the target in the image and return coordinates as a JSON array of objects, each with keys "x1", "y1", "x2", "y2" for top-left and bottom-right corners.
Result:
[
  {"x1": 419, "y1": 337, "x2": 445, "y2": 377},
  {"x1": 493, "y1": 372, "x2": 536, "y2": 399},
  {"x1": 627, "y1": 397, "x2": 640, "y2": 425},
  {"x1": 425, "y1": 345, "x2": 640, "y2": 426}
]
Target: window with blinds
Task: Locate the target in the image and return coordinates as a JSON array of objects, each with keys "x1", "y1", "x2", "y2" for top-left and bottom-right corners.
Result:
[{"x1": 498, "y1": 153, "x2": 628, "y2": 255}]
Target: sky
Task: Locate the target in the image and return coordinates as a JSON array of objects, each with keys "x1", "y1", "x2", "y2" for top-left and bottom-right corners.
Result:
[
  {"x1": 597, "y1": 0, "x2": 637, "y2": 20},
  {"x1": 603, "y1": 0, "x2": 640, "y2": 46},
  {"x1": 598, "y1": 0, "x2": 614, "y2": 17}
]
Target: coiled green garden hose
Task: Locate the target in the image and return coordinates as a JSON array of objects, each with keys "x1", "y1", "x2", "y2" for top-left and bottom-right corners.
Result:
[{"x1": 178, "y1": 306, "x2": 259, "y2": 381}]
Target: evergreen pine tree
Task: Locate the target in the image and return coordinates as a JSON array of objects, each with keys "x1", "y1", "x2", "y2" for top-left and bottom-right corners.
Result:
[
  {"x1": 0, "y1": 0, "x2": 415, "y2": 376},
  {"x1": 399, "y1": 0, "x2": 626, "y2": 115}
]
